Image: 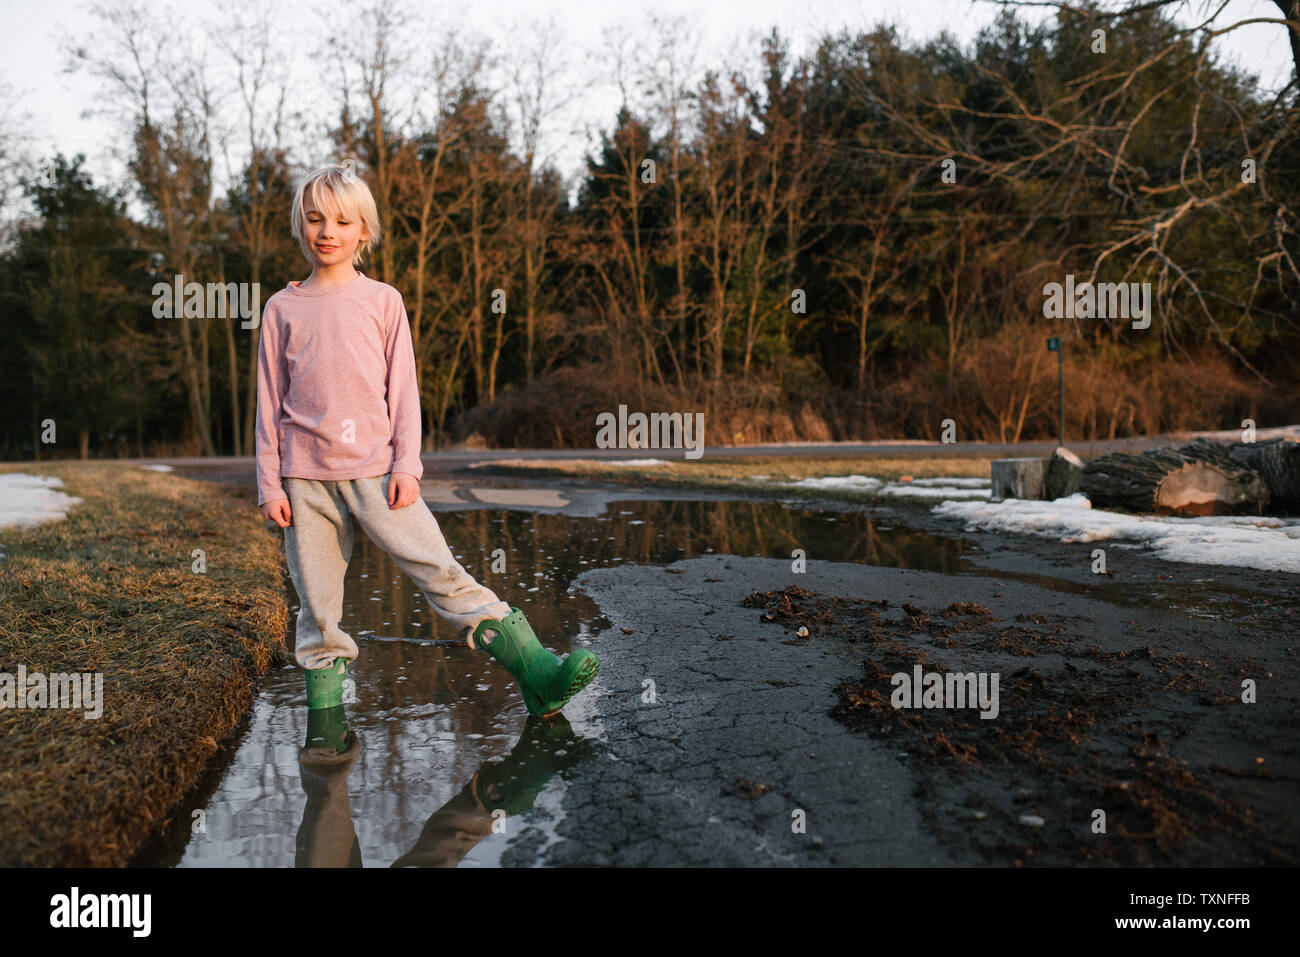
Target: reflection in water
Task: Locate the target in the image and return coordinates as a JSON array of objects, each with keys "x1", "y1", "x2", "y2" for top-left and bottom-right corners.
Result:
[
  {"x1": 132, "y1": 498, "x2": 970, "y2": 867},
  {"x1": 390, "y1": 714, "x2": 599, "y2": 868},
  {"x1": 295, "y1": 708, "x2": 595, "y2": 869},
  {"x1": 296, "y1": 707, "x2": 363, "y2": 868},
  {"x1": 340, "y1": 501, "x2": 971, "y2": 646}
]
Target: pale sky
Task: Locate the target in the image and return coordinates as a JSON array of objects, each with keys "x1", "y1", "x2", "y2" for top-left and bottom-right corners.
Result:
[{"x1": 5, "y1": 0, "x2": 1294, "y2": 213}]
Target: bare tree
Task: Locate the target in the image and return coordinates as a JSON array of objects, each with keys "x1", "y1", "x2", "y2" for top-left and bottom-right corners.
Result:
[
  {"x1": 693, "y1": 66, "x2": 754, "y2": 382},
  {"x1": 325, "y1": 0, "x2": 421, "y2": 286},
  {"x1": 66, "y1": 1, "x2": 220, "y2": 455},
  {"x1": 211, "y1": 0, "x2": 293, "y2": 457},
  {"x1": 393, "y1": 27, "x2": 483, "y2": 440},
  {"x1": 825, "y1": 173, "x2": 919, "y2": 389},
  {"x1": 504, "y1": 15, "x2": 576, "y2": 383},
  {"x1": 636, "y1": 13, "x2": 703, "y2": 389},
  {"x1": 0, "y1": 83, "x2": 38, "y2": 238}
]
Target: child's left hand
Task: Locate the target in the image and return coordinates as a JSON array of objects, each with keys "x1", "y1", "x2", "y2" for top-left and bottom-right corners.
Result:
[{"x1": 388, "y1": 472, "x2": 421, "y2": 509}]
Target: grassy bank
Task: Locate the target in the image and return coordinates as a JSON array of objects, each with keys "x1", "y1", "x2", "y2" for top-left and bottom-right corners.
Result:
[
  {"x1": 0, "y1": 463, "x2": 288, "y2": 866},
  {"x1": 468, "y1": 453, "x2": 996, "y2": 503}
]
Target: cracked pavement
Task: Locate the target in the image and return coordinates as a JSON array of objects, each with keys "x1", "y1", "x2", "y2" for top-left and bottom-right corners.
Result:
[
  {"x1": 501, "y1": 550, "x2": 1298, "y2": 867},
  {"x1": 503, "y1": 554, "x2": 989, "y2": 867}
]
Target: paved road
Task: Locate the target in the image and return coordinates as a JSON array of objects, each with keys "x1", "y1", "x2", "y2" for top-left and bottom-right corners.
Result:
[
  {"x1": 499, "y1": 537, "x2": 1298, "y2": 866},
  {"x1": 44, "y1": 424, "x2": 1297, "y2": 487}
]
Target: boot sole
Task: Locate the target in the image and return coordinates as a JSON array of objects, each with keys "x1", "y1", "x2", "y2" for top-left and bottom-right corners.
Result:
[{"x1": 539, "y1": 656, "x2": 600, "y2": 719}]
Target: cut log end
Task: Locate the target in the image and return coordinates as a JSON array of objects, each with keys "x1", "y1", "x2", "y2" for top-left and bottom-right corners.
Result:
[
  {"x1": 1154, "y1": 464, "x2": 1267, "y2": 516},
  {"x1": 1083, "y1": 439, "x2": 1271, "y2": 516}
]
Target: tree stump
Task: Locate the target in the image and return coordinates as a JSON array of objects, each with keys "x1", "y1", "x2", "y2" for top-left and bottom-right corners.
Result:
[
  {"x1": 1044, "y1": 447, "x2": 1084, "y2": 499},
  {"x1": 991, "y1": 458, "x2": 1047, "y2": 500},
  {"x1": 1082, "y1": 439, "x2": 1269, "y2": 515}
]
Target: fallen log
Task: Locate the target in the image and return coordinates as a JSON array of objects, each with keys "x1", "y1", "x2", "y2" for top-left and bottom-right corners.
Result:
[
  {"x1": 1228, "y1": 438, "x2": 1300, "y2": 513},
  {"x1": 1082, "y1": 439, "x2": 1269, "y2": 516}
]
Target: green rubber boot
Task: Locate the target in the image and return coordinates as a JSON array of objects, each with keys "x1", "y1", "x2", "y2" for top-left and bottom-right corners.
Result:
[
  {"x1": 304, "y1": 658, "x2": 348, "y2": 710},
  {"x1": 473, "y1": 608, "x2": 599, "y2": 718}
]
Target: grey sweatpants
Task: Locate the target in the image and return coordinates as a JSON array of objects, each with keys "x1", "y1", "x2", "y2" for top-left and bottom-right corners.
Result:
[{"x1": 283, "y1": 474, "x2": 510, "y2": 670}]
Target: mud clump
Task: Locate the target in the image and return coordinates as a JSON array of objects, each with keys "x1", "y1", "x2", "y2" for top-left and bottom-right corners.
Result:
[{"x1": 748, "y1": 584, "x2": 1298, "y2": 867}]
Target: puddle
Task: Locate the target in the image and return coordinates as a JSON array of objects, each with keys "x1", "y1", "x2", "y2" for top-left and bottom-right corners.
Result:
[
  {"x1": 130, "y1": 494, "x2": 1277, "y2": 867},
  {"x1": 130, "y1": 499, "x2": 971, "y2": 867}
]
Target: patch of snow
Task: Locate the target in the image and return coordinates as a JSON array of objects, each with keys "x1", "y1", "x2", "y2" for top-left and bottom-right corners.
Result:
[
  {"x1": 790, "y1": 474, "x2": 883, "y2": 492},
  {"x1": 604, "y1": 458, "x2": 671, "y2": 467},
  {"x1": 0, "y1": 474, "x2": 83, "y2": 530},
  {"x1": 784, "y1": 474, "x2": 990, "y2": 500},
  {"x1": 933, "y1": 493, "x2": 1300, "y2": 573},
  {"x1": 139, "y1": 464, "x2": 174, "y2": 472},
  {"x1": 909, "y1": 477, "x2": 990, "y2": 488},
  {"x1": 879, "y1": 483, "x2": 991, "y2": 500}
]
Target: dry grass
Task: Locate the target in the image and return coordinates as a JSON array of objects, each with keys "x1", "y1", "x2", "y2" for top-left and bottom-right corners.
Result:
[
  {"x1": 0, "y1": 462, "x2": 288, "y2": 866},
  {"x1": 468, "y1": 453, "x2": 995, "y2": 502}
]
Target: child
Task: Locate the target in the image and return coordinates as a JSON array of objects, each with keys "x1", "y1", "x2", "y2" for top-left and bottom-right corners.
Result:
[{"x1": 255, "y1": 164, "x2": 598, "y2": 720}]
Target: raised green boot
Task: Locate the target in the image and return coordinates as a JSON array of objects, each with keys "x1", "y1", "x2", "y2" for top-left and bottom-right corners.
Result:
[
  {"x1": 304, "y1": 657, "x2": 348, "y2": 710},
  {"x1": 473, "y1": 608, "x2": 599, "y2": 718}
]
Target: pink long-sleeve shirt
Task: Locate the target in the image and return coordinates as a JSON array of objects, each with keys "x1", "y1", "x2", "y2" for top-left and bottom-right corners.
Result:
[{"x1": 255, "y1": 272, "x2": 423, "y2": 506}]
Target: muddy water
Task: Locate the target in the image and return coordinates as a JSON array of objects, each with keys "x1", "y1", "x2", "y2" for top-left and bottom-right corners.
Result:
[{"x1": 130, "y1": 499, "x2": 972, "y2": 867}]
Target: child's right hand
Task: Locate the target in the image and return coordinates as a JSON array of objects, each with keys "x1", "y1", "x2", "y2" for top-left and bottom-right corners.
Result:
[{"x1": 261, "y1": 498, "x2": 292, "y2": 527}]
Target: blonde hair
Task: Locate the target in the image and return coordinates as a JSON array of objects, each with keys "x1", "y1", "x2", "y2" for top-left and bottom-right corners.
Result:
[{"x1": 290, "y1": 164, "x2": 381, "y2": 266}]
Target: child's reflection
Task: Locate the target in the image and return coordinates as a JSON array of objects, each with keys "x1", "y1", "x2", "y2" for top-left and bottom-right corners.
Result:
[
  {"x1": 295, "y1": 706, "x2": 362, "y2": 868},
  {"x1": 295, "y1": 709, "x2": 597, "y2": 868}
]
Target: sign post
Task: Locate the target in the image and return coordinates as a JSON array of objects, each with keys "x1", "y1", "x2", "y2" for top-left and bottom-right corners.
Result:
[{"x1": 1046, "y1": 337, "x2": 1063, "y2": 447}]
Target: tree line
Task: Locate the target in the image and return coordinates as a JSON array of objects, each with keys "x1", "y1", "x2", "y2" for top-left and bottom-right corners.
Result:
[{"x1": 1, "y1": 0, "x2": 1296, "y2": 459}]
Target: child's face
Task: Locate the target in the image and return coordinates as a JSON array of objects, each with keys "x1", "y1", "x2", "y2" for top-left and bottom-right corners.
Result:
[{"x1": 302, "y1": 193, "x2": 369, "y2": 267}]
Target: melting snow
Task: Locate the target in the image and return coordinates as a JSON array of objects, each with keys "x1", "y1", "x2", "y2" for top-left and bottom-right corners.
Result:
[
  {"x1": 791, "y1": 475, "x2": 883, "y2": 492},
  {"x1": 934, "y1": 493, "x2": 1300, "y2": 573},
  {"x1": 0, "y1": 474, "x2": 83, "y2": 530},
  {"x1": 787, "y1": 474, "x2": 991, "y2": 500},
  {"x1": 909, "y1": 477, "x2": 989, "y2": 488}
]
